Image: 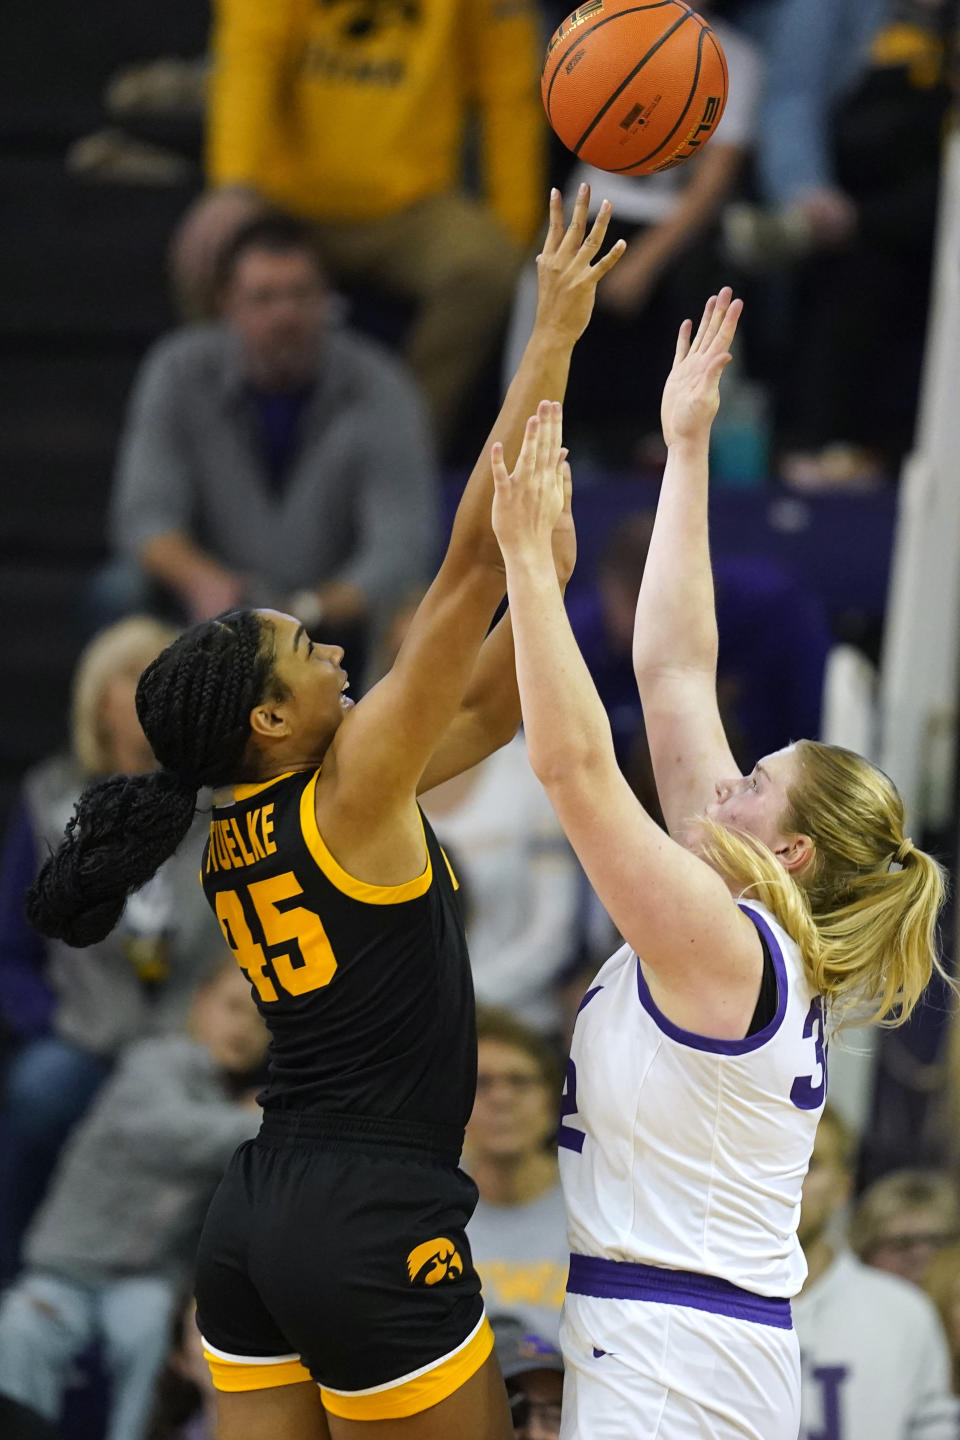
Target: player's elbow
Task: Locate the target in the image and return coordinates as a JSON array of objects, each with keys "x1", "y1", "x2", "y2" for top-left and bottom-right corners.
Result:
[{"x1": 528, "y1": 733, "x2": 608, "y2": 795}]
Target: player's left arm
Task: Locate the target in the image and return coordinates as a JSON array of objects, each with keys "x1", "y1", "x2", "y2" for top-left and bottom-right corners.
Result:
[
  {"x1": 495, "y1": 417, "x2": 763, "y2": 1039},
  {"x1": 418, "y1": 464, "x2": 576, "y2": 793},
  {"x1": 465, "y1": 0, "x2": 546, "y2": 248},
  {"x1": 416, "y1": 610, "x2": 518, "y2": 794}
]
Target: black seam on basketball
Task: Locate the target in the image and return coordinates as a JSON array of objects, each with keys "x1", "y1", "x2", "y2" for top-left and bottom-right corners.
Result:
[
  {"x1": 706, "y1": 24, "x2": 729, "y2": 94},
  {"x1": 572, "y1": 8, "x2": 696, "y2": 155},
  {"x1": 544, "y1": 0, "x2": 686, "y2": 121},
  {"x1": 608, "y1": 20, "x2": 706, "y2": 173}
]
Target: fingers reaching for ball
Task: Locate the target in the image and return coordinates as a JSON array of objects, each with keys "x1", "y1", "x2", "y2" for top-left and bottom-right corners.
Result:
[
  {"x1": 661, "y1": 287, "x2": 743, "y2": 447},
  {"x1": 535, "y1": 185, "x2": 626, "y2": 346}
]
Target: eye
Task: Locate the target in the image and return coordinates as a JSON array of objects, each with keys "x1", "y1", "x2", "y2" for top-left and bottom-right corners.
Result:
[
  {"x1": 307, "y1": 640, "x2": 315, "y2": 659},
  {"x1": 750, "y1": 773, "x2": 759, "y2": 791}
]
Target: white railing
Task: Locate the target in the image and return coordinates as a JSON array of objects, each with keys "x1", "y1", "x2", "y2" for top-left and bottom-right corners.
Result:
[{"x1": 879, "y1": 120, "x2": 960, "y2": 832}]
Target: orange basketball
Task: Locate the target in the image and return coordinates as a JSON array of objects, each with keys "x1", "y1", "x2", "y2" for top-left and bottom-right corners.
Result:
[{"x1": 542, "y1": 0, "x2": 728, "y2": 176}]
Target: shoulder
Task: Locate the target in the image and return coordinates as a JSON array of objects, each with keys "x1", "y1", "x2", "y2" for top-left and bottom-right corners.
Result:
[
  {"x1": 21, "y1": 754, "x2": 85, "y2": 842},
  {"x1": 737, "y1": 900, "x2": 803, "y2": 972},
  {"x1": 23, "y1": 753, "x2": 83, "y2": 805},
  {"x1": 137, "y1": 324, "x2": 231, "y2": 385}
]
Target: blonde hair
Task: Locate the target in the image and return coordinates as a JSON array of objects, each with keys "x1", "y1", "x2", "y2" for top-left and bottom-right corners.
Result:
[
  {"x1": 849, "y1": 1169, "x2": 960, "y2": 1262},
  {"x1": 700, "y1": 741, "x2": 947, "y2": 1029},
  {"x1": 72, "y1": 616, "x2": 179, "y2": 776}
]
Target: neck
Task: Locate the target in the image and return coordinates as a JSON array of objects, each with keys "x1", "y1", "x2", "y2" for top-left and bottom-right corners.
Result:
[
  {"x1": 469, "y1": 1149, "x2": 558, "y2": 1206},
  {"x1": 800, "y1": 1233, "x2": 835, "y2": 1293}
]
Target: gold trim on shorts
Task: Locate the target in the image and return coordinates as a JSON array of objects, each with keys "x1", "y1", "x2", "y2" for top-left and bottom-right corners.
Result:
[
  {"x1": 201, "y1": 1339, "x2": 313, "y2": 1392},
  {"x1": 320, "y1": 1313, "x2": 494, "y2": 1420}
]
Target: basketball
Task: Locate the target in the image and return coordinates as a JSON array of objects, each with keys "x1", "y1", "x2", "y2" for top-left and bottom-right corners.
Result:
[{"x1": 541, "y1": 0, "x2": 728, "y2": 176}]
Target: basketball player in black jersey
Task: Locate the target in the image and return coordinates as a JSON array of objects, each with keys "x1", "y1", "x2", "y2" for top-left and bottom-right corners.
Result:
[{"x1": 27, "y1": 189, "x2": 625, "y2": 1440}]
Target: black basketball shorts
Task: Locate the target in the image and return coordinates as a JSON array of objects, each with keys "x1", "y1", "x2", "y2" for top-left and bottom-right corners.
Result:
[{"x1": 195, "y1": 1114, "x2": 491, "y2": 1421}]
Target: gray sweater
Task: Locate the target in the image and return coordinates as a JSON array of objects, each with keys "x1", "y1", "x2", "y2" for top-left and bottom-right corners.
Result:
[
  {"x1": 110, "y1": 323, "x2": 438, "y2": 612},
  {"x1": 25, "y1": 1036, "x2": 261, "y2": 1283}
]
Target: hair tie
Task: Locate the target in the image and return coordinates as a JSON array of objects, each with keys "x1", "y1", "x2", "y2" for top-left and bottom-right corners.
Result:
[{"x1": 896, "y1": 836, "x2": 913, "y2": 865}]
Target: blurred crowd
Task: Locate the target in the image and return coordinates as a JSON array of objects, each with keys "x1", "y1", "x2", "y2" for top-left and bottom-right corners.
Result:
[{"x1": 1, "y1": 0, "x2": 959, "y2": 1436}]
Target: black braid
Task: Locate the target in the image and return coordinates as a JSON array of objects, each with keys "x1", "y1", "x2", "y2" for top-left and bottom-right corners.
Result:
[{"x1": 26, "y1": 611, "x2": 278, "y2": 948}]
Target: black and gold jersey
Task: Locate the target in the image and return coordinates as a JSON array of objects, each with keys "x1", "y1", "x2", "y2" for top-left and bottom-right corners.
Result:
[{"x1": 201, "y1": 769, "x2": 476, "y2": 1133}]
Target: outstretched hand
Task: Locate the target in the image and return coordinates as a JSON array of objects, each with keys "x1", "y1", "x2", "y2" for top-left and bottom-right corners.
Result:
[
  {"x1": 491, "y1": 400, "x2": 567, "y2": 565},
  {"x1": 534, "y1": 185, "x2": 627, "y2": 347},
  {"x1": 660, "y1": 287, "x2": 743, "y2": 448}
]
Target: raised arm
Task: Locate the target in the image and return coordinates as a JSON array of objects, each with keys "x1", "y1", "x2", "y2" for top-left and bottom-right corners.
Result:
[
  {"x1": 494, "y1": 398, "x2": 763, "y2": 1040},
  {"x1": 632, "y1": 289, "x2": 745, "y2": 843},
  {"x1": 417, "y1": 459, "x2": 576, "y2": 794},
  {"x1": 320, "y1": 191, "x2": 624, "y2": 850}
]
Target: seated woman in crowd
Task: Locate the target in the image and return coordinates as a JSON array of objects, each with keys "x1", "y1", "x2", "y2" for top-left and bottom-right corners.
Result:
[{"x1": 0, "y1": 616, "x2": 224, "y2": 1281}]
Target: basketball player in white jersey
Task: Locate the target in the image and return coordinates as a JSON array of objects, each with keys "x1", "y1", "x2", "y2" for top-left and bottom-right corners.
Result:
[{"x1": 489, "y1": 291, "x2": 947, "y2": 1439}]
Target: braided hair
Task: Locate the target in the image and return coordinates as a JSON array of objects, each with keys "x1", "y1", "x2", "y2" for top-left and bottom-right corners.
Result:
[{"x1": 27, "y1": 611, "x2": 282, "y2": 948}]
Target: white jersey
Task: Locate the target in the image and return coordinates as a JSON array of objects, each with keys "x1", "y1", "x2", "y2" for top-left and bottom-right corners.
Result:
[
  {"x1": 794, "y1": 1250, "x2": 958, "y2": 1440},
  {"x1": 560, "y1": 901, "x2": 826, "y2": 1299}
]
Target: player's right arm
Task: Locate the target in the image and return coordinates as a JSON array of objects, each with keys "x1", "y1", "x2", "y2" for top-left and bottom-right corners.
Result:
[
  {"x1": 632, "y1": 289, "x2": 745, "y2": 844},
  {"x1": 319, "y1": 192, "x2": 624, "y2": 865}
]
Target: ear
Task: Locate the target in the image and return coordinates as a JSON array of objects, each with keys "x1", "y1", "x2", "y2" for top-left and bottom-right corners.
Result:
[
  {"x1": 774, "y1": 833, "x2": 814, "y2": 874},
  {"x1": 248, "y1": 700, "x2": 291, "y2": 741}
]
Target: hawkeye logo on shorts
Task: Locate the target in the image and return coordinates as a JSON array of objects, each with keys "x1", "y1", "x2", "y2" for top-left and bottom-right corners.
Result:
[{"x1": 406, "y1": 1237, "x2": 463, "y2": 1286}]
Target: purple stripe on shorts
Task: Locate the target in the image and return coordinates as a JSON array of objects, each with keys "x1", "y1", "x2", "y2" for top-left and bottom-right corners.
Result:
[
  {"x1": 634, "y1": 902, "x2": 789, "y2": 1056},
  {"x1": 566, "y1": 1254, "x2": 793, "y2": 1330}
]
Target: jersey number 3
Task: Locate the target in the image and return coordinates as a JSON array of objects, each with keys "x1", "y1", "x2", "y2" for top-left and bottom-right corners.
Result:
[
  {"x1": 790, "y1": 996, "x2": 828, "y2": 1111},
  {"x1": 215, "y1": 873, "x2": 337, "y2": 1002}
]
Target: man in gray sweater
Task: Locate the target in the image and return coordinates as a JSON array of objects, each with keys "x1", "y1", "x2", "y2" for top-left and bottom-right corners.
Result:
[
  {"x1": 0, "y1": 960, "x2": 266, "y2": 1440},
  {"x1": 103, "y1": 212, "x2": 438, "y2": 673}
]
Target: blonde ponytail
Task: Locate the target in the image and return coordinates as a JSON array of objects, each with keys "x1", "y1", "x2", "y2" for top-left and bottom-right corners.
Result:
[{"x1": 701, "y1": 741, "x2": 948, "y2": 1029}]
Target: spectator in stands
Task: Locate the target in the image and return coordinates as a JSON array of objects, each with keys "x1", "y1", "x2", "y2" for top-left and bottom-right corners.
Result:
[
  {"x1": 493, "y1": 1314, "x2": 564, "y2": 1440},
  {"x1": 793, "y1": 1105, "x2": 958, "y2": 1440},
  {"x1": 170, "y1": 0, "x2": 545, "y2": 452},
  {"x1": 105, "y1": 214, "x2": 438, "y2": 676},
  {"x1": 466, "y1": 1009, "x2": 568, "y2": 1346},
  {"x1": 0, "y1": 617, "x2": 222, "y2": 1282},
  {"x1": 735, "y1": 0, "x2": 955, "y2": 485},
  {"x1": 851, "y1": 1168, "x2": 960, "y2": 1286},
  {"x1": 506, "y1": 2, "x2": 761, "y2": 465},
  {"x1": 924, "y1": 1243, "x2": 960, "y2": 1397},
  {"x1": 420, "y1": 735, "x2": 582, "y2": 1036},
  {"x1": 0, "y1": 960, "x2": 265, "y2": 1440}
]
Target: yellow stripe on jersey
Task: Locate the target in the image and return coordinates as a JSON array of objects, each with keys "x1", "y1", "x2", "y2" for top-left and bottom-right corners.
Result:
[
  {"x1": 320, "y1": 1315, "x2": 493, "y2": 1420},
  {"x1": 203, "y1": 1347, "x2": 313, "y2": 1392},
  {"x1": 299, "y1": 772, "x2": 433, "y2": 904},
  {"x1": 229, "y1": 770, "x2": 301, "y2": 805},
  {"x1": 439, "y1": 845, "x2": 460, "y2": 891}
]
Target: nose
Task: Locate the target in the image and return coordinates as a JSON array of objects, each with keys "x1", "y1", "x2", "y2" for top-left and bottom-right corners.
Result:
[
  {"x1": 715, "y1": 779, "x2": 732, "y2": 802},
  {"x1": 324, "y1": 645, "x2": 345, "y2": 666}
]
